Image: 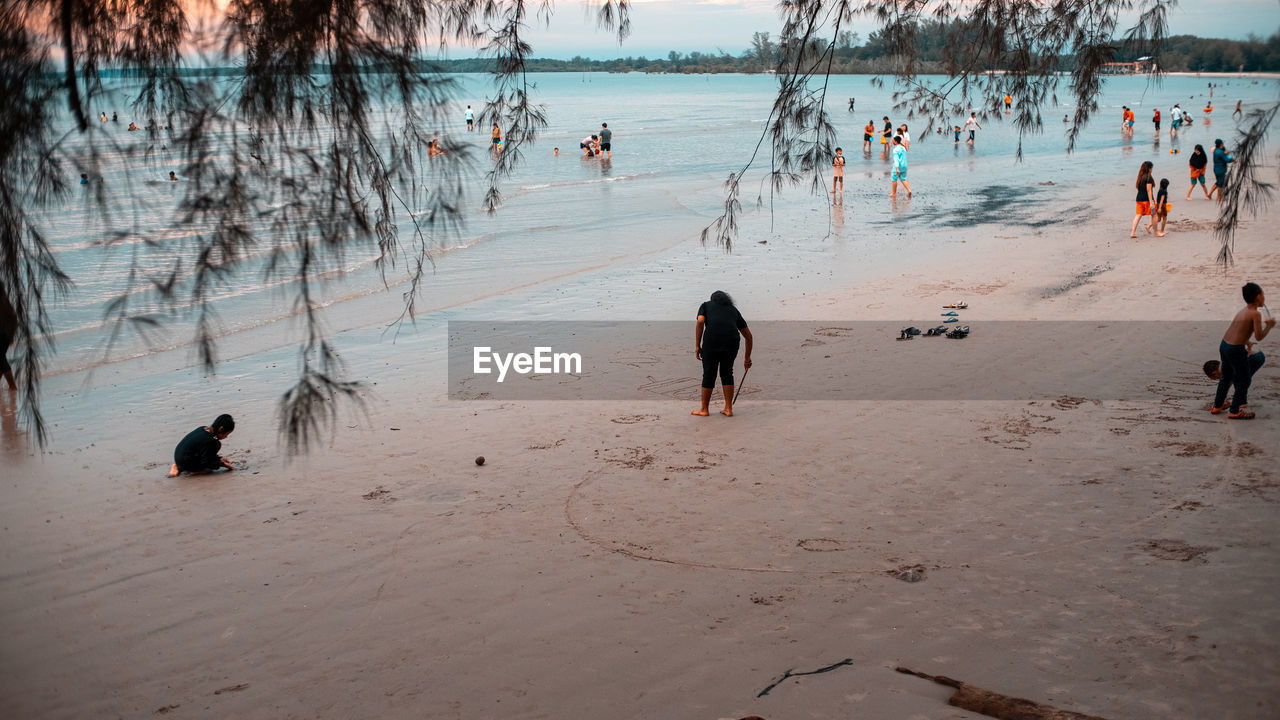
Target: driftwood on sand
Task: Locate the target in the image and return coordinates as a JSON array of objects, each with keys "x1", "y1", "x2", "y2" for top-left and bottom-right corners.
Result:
[{"x1": 895, "y1": 667, "x2": 1111, "y2": 720}]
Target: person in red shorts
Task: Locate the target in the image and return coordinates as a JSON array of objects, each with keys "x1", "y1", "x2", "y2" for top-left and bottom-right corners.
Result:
[{"x1": 1130, "y1": 161, "x2": 1155, "y2": 238}]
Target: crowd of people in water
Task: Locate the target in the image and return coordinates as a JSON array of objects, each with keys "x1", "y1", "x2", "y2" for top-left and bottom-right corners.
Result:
[{"x1": 433, "y1": 106, "x2": 616, "y2": 162}]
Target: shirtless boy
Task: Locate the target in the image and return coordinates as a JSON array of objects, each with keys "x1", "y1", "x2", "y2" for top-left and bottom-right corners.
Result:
[
  {"x1": 831, "y1": 147, "x2": 845, "y2": 201},
  {"x1": 1212, "y1": 283, "x2": 1275, "y2": 419}
]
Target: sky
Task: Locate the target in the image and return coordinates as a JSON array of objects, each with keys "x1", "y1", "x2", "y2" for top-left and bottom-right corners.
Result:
[{"x1": 489, "y1": 0, "x2": 1280, "y2": 60}]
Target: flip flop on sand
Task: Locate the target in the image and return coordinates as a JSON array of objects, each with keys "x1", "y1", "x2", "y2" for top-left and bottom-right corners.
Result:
[
  {"x1": 897, "y1": 328, "x2": 913, "y2": 340},
  {"x1": 943, "y1": 317, "x2": 959, "y2": 323},
  {"x1": 946, "y1": 325, "x2": 970, "y2": 338},
  {"x1": 942, "y1": 302, "x2": 968, "y2": 309},
  {"x1": 924, "y1": 325, "x2": 948, "y2": 336},
  {"x1": 941, "y1": 311, "x2": 959, "y2": 316}
]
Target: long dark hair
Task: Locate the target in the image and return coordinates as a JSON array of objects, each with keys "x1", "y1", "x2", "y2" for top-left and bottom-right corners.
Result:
[
  {"x1": 1135, "y1": 161, "x2": 1154, "y2": 189},
  {"x1": 710, "y1": 290, "x2": 735, "y2": 307}
]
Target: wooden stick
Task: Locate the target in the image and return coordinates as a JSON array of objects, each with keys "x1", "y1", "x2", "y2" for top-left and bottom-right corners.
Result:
[{"x1": 895, "y1": 667, "x2": 1110, "y2": 720}]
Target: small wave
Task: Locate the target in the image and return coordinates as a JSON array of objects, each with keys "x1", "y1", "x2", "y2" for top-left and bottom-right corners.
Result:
[{"x1": 514, "y1": 171, "x2": 659, "y2": 193}]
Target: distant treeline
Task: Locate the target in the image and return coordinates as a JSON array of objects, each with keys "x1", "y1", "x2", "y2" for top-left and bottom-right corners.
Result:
[
  {"x1": 95, "y1": 26, "x2": 1280, "y2": 78},
  {"x1": 437, "y1": 28, "x2": 1280, "y2": 75}
]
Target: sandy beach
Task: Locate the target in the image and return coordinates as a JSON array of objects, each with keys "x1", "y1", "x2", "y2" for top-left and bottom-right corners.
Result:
[
  {"x1": 3, "y1": 66, "x2": 1280, "y2": 719},
  {"x1": 3, "y1": 159, "x2": 1278, "y2": 720}
]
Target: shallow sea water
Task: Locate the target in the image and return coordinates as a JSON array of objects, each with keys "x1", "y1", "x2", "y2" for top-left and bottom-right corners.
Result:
[{"x1": 32, "y1": 72, "x2": 1280, "y2": 378}]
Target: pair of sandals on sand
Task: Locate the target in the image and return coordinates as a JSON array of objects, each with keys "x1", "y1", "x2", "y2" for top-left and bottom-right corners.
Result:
[
  {"x1": 899, "y1": 302, "x2": 970, "y2": 340},
  {"x1": 898, "y1": 325, "x2": 969, "y2": 340}
]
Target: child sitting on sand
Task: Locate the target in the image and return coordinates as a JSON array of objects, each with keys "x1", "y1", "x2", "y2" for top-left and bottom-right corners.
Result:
[{"x1": 168, "y1": 414, "x2": 236, "y2": 476}]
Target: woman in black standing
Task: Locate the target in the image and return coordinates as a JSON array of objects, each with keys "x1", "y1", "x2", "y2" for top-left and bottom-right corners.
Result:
[{"x1": 693, "y1": 291, "x2": 753, "y2": 417}]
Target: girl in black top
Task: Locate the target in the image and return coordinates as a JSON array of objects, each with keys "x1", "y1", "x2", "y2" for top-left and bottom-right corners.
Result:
[
  {"x1": 1186, "y1": 144, "x2": 1210, "y2": 200},
  {"x1": 1153, "y1": 178, "x2": 1170, "y2": 237},
  {"x1": 1130, "y1": 161, "x2": 1155, "y2": 238}
]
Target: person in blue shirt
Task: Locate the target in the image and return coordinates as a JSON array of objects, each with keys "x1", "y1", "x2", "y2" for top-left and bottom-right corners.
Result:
[
  {"x1": 889, "y1": 135, "x2": 911, "y2": 198},
  {"x1": 1211, "y1": 138, "x2": 1234, "y2": 201}
]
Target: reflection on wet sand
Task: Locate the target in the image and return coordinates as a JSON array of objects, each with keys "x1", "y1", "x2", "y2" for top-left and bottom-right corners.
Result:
[{"x1": 1, "y1": 391, "x2": 29, "y2": 460}]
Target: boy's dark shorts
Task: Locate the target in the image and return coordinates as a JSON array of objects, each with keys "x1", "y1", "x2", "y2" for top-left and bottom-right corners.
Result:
[
  {"x1": 600, "y1": 143, "x2": 610, "y2": 151},
  {"x1": 1215, "y1": 172, "x2": 1227, "y2": 189}
]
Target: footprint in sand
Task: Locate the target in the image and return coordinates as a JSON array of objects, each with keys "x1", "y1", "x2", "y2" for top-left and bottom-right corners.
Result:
[
  {"x1": 797, "y1": 538, "x2": 844, "y2": 552},
  {"x1": 1140, "y1": 539, "x2": 1216, "y2": 564},
  {"x1": 611, "y1": 413, "x2": 660, "y2": 424},
  {"x1": 361, "y1": 486, "x2": 396, "y2": 502}
]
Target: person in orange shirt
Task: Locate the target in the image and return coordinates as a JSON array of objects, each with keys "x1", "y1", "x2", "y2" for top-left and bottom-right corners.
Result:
[
  {"x1": 1004, "y1": 94, "x2": 1012, "y2": 110},
  {"x1": 1153, "y1": 108, "x2": 1161, "y2": 133},
  {"x1": 862, "y1": 120, "x2": 875, "y2": 152}
]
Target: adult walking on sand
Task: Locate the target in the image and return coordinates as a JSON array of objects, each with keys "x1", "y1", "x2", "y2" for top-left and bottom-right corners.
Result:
[
  {"x1": 1233, "y1": 100, "x2": 1243, "y2": 119},
  {"x1": 1211, "y1": 138, "x2": 1234, "y2": 201},
  {"x1": 1186, "y1": 144, "x2": 1210, "y2": 200},
  {"x1": 1130, "y1": 160, "x2": 1155, "y2": 238},
  {"x1": 692, "y1": 291, "x2": 752, "y2": 418}
]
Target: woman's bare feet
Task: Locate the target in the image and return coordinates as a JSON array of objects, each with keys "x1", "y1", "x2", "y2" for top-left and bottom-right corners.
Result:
[
  {"x1": 720, "y1": 408, "x2": 733, "y2": 417},
  {"x1": 691, "y1": 408, "x2": 710, "y2": 416},
  {"x1": 167, "y1": 463, "x2": 180, "y2": 478}
]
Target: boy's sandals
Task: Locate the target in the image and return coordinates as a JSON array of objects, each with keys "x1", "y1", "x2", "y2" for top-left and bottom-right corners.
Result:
[
  {"x1": 946, "y1": 325, "x2": 970, "y2": 339},
  {"x1": 1228, "y1": 408, "x2": 1255, "y2": 419},
  {"x1": 1210, "y1": 402, "x2": 1230, "y2": 414},
  {"x1": 924, "y1": 325, "x2": 948, "y2": 336}
]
